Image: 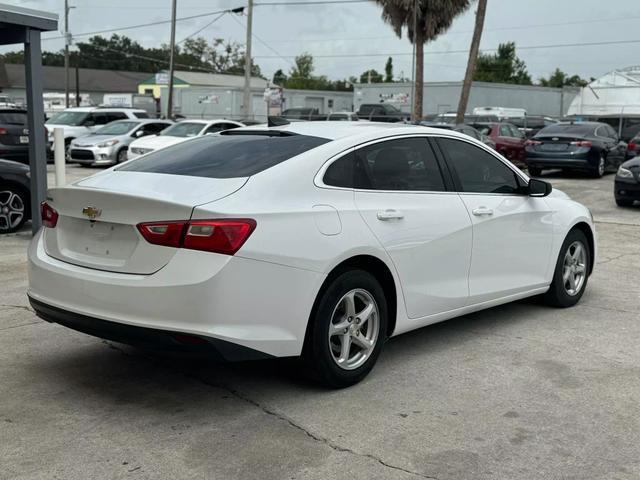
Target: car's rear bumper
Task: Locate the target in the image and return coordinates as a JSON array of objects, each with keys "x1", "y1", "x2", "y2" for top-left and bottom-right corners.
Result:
[
  {"x1": 29, "y1": 296, "x2": 272, "y2": 361},
  {"x1": 28, "y1": 229, "x2": 324, "y2": 358},
  {"x1": 525, "y1": 157, "x2": 592, "y2": 170}
]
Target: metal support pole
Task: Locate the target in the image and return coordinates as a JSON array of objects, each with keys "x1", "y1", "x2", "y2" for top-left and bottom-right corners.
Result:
[
  {"x1": 166, "y1": 0, "x2": 177, "y2": 119},
  {"x1": 53, "y1": 128, "x2": 66, "y2": 187},
  {"x1": 242, "y1": 0, "x2": 254, "y2": 119},
  {"x1": 64, "y1": 0, "x2": 70, "y2": 108},
  {"x1": 24, "y1": 28, "x2": 47, "y2": 234},
  {"x1": 410, "y1": 0, "x2": 417, "y2": 121}
]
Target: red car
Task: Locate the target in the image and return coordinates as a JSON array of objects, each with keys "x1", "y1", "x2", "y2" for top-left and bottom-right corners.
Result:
[{"x1": 472, "y1": 122, "x2": 527, "y2": 167}]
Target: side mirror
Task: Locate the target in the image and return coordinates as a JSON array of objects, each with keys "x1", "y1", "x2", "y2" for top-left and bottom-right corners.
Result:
[
  {"x1": 84, "y1": 120, "x2": 95, "y2": 127},
  {"x1": 528, "y1": 178, "x2": 552, "y2": 197},
  {"x1": 134, "y1": 130, "x2": 145, "y2": 137}
]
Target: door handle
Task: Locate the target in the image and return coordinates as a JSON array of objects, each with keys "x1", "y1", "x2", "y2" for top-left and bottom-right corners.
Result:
[
  {"x1": 377, "y1": 209, "x2": 404, "y2": 221},
  {"x1": 472, "y1": 207, "x2": 493, "y2": 216}
]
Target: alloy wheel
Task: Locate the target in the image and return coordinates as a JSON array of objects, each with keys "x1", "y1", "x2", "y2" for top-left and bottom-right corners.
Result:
[
  {"x1": 598, "y1": 156, "x2": 605, "y2": 176},
  {"x1": 563, "y1": 241, "x2": 587, "y2": 296},
  {"x1": 328, "y1": 288, "x2": 380, "y2": 370},
  {"x1": 0, "y1": 190, "x2": 25, "y2": 232}
]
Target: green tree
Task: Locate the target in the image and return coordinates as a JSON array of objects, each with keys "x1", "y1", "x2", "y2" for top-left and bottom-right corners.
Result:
[
  {"x1": 272, "y1": 69, "x2": 287, "y2": 86},
  {"x1": 360, "y1": 69, "x2": 384, "y2": 83},
  {"x1": 539, "y1": 68, "x2": 588, "y2": 88},
  {"x1": 374, "y1": 0, "x2": 471, "y2": 119},
  {"x1": 384, "y1": 56, "x2": 393, "y2": 82},
  {"x1": 474, "y1": 42, "x2": 532, "y2": 85}
]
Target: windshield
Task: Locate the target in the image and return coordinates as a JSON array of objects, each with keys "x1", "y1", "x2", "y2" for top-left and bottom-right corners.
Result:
[
  {"x1": 118, "y1": 133, "x2": 330, "y2": 178},
  {"x1": 94, "y1": 121, "x2": 139, "y2": 136},
  {"x1": 383, "y1": 104, "x2": 401, "y2": 113},
  {"x1": 538, "y1": 124, "x2": 595, "y2": 135},
  {"x1": 160, "y1": 122, "x2": 205, "y2": 137},
  {"x1": 46, "y1": 111, "x2": 89, "y2": 126}
]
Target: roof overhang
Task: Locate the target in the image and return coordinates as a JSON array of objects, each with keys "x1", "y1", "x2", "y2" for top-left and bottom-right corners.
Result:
[{"x1": 0, "y1": 3, "x2": 58, "y2": 45}]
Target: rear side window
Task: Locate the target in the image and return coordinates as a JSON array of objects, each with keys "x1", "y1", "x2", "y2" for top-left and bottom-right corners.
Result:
[
  {"x1": 134, "y1": 112, "x2": 150, "y2": 119},
  {"x1": 324, "y1": 137, "x2": 446, "y2": 191},
  {"x1": 118, "y1": 133, "x2": 330, "y2": 178}
]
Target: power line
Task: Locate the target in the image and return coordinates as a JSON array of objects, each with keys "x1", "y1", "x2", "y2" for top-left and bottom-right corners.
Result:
[
  {"x1": 252, "y1": 38, "x2": 640, "y2": 59},
  {"x1": 255, "y1": 0, "x2": 368, "y2": 5},
  {"x1": 177, "y1": 11, "x2": 227, "y2": 44},
  {"x1": 229, "y1": 13, "x2": 294, "y2": 67}
]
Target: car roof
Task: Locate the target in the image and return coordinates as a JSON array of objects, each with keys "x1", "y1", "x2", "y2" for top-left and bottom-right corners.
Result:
[
  {"x1": 175, "y1": 119, "x2": 240, "y2": 125},
  {"x1": 60, "y1": 107, "x2": 146, "y2": 113},
  {"x1": 231, "y1": 121, "x2": 469, "y2": 142}
]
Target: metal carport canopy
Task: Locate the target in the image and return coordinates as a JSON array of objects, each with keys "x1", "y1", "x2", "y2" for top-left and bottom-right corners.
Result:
[{"x1": 0, "y1": 3, "x2": 58, "y2": 233}]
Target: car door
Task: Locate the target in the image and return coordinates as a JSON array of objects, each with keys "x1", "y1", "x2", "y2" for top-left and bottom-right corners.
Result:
[
  {"x1": 349, "y1": 136, "x2": 473, "y2": 318},
  {"x1": 436, "y1": 137, "x2": 554, "y2": 304}
]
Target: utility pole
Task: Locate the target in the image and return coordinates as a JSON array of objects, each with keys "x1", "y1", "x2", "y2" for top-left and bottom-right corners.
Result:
[
  {"x1": 410, "y1": 0, "x2": 417, "y2": 121},
  {"x1": 166, "y1": 0, "x2": 177, "y2": 119},
  {"x1": 64, "y1": 0, "x2": 72, "y2": 108},
  {"x1": 242, "y1": 0, "x2": 253, "y2": 120}
]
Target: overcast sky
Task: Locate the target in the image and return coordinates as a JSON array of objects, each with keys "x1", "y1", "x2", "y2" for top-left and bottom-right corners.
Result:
[{"x1": 2, "y1": 0, "x2": 640, "y2": 83}]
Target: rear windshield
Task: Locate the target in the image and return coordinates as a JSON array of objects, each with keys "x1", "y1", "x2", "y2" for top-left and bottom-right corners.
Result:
[
  {"x1": 134, "y1": 112, "x2": 149, "y2": 118},
  {"x1": 537, "y1": 124, "x2": 595, "y2": 135},
  {"x1": 0, "y1": 111, "x2": 27, "y2": 125},
  {"x1": 118, "y1": 133, "x2": 330, "y2": 178}
]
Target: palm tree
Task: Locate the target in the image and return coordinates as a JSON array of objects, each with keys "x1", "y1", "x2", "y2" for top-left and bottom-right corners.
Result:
[
  {"x1": 456, "y1": 0, "x2": 487, "y2": 124},
  {"x1": 374, "y1": 0, "x2": 470, "y2": 120}
]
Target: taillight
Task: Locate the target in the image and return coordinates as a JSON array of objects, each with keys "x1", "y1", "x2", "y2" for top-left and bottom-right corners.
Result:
[
  {"x1": 570, "y1": 140, "x2": 592, "y2": 147},
  {"x1": 0, "y1": 128, "x2": 7, "y2": 135},
  {"x1": 525, "y1": 139, "x2": 541, "y2": 146},
  {"x1": 136, "y1": 218, "x2": 256, "y2": 255},
  {"x1": 40, "y1": 202, "x2": 59, "y2": 228},
  {"x1": 628, "y1": 142, "x2": 637, "y2": 151},
  {"x1": 137, "y1": 221, "x2": 186, "y2": 248}
]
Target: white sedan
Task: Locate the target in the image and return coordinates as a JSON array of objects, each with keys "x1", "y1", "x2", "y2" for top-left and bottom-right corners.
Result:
[
  {"x1": 28, "y1": 122, "x2": 595, "y2": 387},
  {"x1": 126, "y1": 119, "x2": 244, "y2": 159}
]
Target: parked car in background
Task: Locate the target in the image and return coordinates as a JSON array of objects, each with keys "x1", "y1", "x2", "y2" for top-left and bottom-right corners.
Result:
[
  {"x1": 0, "y1": 95, "x2": 18, "y2": 109},
  {"x1": 0, "y1": 109, "x2": 29, "y2": 163},
  {"x1": 28, "y1": 122, "x2": 595, "y2": 387},
  {"x1": 583, "y1": 115, "x2": 640, "y2": 142},
  {"x1": 432, "y1": 113, "x2": 499, "y2": 124},
  {"x1": 626, "y1": 134, "x2": 640, "y2": 158},
  {"x1": 614, "y1": 156, "x2": 640, "y2": 206},
  {"x1": 127, "y1": 119, "x2": 244, "y2": 159},
  {"x1": 510, "y1": 116, "x2": 558, "y2": 138},
  {"x1": 472, "y1": 122, "x2": 526, "y2": 167},
  {"x1": 46, "y1": 107, "x2": 150, "y2": 153},
  {"x1": 327, "y1": 111, "x2": 359, "y2": 121},
  {"x1": 420, "y1": 122, "x2": 496, "y2": 149},
  {"x1": 356, "y1": 103, "x2": 408, "y2": 122},
  {"x1": 0, "y1": 158, "x2": 30, "y2": 233},
  {"x1": 525, "y1": 122, "x2": 628, "y2": 178},
  {"x1": 69, "y1": 119, "x2": 173, "y2": 167},
  {"x1": 472, "y1": 106, "x2": 527, "y2": 120},
  {"x1": 281, "y1": 108, "x2": 325, "y2": 121}
]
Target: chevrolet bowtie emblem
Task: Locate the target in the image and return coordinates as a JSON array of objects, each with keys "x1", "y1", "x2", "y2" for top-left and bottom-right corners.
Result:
[{"x1": 82, "y1": 206, "x2": 102, "y2": 220}]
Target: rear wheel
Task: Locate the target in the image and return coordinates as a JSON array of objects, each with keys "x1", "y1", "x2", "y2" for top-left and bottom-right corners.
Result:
[
  {"x1": 543, "y1": 229, "x2": 590, "y2": 307},
  {"x1": 528, "y1": 167, "x2": 542, "y2": 176},
  {"x1": 116, "y1": 148, "x2": 128, "y2": 164},
  {"x1": 0, "y1": 186, "x2": 28, "y2": 234},
  {"x1": 302, "y1": 270, "x2": 387, "y2": 388},
  {"x1": 591, "y1": 154, "x2": 605, "y2": 178}
]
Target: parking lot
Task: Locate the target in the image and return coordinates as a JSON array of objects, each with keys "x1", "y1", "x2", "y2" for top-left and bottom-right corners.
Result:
[{"x1": 1, "y1": 165, "x2": 639, "y2": 480}]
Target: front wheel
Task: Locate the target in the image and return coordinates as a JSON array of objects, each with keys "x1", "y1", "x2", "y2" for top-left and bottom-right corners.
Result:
[
  {"x1": 116, "y1": 148, "x2": 128, "y2": 164},
  {"x1": 543, "y1": 229, "x2": 590, "y2": 307},
  {"x1": 0, "y1": 186, "x2": 28, "y2": 234},
  {"x1": 302, "y1": 270, "x2": 388, "y2": 388}
]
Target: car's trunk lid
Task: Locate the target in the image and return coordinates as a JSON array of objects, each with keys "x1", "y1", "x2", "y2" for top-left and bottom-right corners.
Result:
[
  {"x1": 44, "y1": 171, "x2": 248, "y2": 274},
  {"x1": 531, "y1": 134, "x2": 590, "y2": 153}
]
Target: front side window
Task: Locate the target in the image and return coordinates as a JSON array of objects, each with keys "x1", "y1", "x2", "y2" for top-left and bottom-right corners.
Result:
[
  {"x1": 160, "y1": 122, "x2": 206, "y2": 137},
  {"x1": 106, "y1": 112, "x2": 128, "y2": 123},
  {"x1": 438, "y1": 138, "x2": 522, "y2": 194},
  {"x1": 46, "y1": 111, "x2": 88, "y2": 126},
  {"x1": 88, "y1": 113, "x2": 109, "y2": 125},
  {"x1": 499, "y1": 124, "x2": 512, "y2": 137}
]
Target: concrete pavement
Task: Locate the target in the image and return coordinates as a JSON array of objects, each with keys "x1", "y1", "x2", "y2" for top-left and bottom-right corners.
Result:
[{"x1": 1, "y1": 166, "x2": 639, "y2": 479}]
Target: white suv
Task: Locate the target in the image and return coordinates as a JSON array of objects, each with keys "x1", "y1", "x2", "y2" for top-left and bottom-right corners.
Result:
[{"x1": 45, "y1": 107, "x2": 150, "y2": 153}]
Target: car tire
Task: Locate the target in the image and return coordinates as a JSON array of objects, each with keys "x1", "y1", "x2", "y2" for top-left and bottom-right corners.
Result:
[
  {"x1": 302, "y1": 269, "x2": 388, "y2": 388},
  {"x1": 615, "y1": 197, "x2": 634, "y2": 207},
  {"x1": 116, "y1": 148, "x2": 128, "y2": 164},
  {"x1": 528, "y1": 167, "x2": 542, "y2": 177},
  {"x1": 0, "y1": 185, "x2": 29, "y2": 234},
  {"x1": 543, "y1": 229, "x2": 590, "y2": 308},
  {"x1": 591, "y1": 154, "x2": 605, "y2": 178}
]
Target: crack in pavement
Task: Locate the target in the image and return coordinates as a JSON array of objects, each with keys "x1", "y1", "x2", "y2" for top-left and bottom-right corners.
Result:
[
  {"x1": 0, "y1": 304, "x2": 33, "y2": 312},
  {"x1": 102, "y1": 341, "x2": 438, "y2": 480},
  {"x1": 596, "y1": 252, "x2": 637, "y2": 265}
]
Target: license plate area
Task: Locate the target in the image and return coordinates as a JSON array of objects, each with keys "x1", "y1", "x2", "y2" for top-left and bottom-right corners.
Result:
[
  {"x1": 19, "y1": 136, "x2": 29, "y2": 144},
  {"x1": 540, "y1": 143, "x2": 568, "y2": 151}
]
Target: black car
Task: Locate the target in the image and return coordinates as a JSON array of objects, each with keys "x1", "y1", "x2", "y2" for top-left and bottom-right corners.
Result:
[
  {"x1": 626, "y1": 134, "x2": 639, "y2": 159},
  {"x1": 356, "y1": 103, "x2": 407, "y2": 122},
  {"x1": 0, "y1": 159, "x2": 31, "y2": 233},
  {"x1": 524, "y1": 122, "x2": 628, "y2": 178},
  {"x1": 0, "y1": 109, "x2": 30, "y2": 163},
  {"x1": 510, "y1": 116, "x2": 558, "y2": 138},
  {"x1": 614, "y1": 157, "x2": 640, "y2": 207}
]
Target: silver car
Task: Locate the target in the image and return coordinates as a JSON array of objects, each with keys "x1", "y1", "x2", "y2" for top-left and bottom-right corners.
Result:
[{"x1": 69, "y1": 119, "x2": 173, "y2": 166}]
